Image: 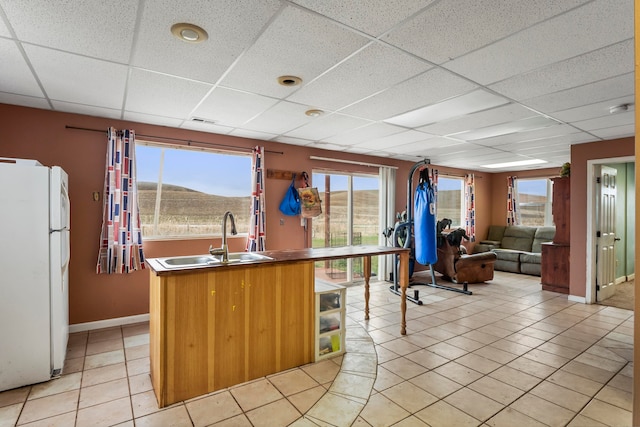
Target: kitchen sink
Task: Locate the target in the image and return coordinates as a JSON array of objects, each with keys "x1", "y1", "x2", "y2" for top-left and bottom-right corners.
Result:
[
  {"x1": 157, "y1": 252, "x2": 273, "y2": 269},
  {"x1": 212, "y1": 252, "x2": 274, "y2": 263},
  {"x1": 158, "y1": 255, "x2": 219, "y2": 268}
]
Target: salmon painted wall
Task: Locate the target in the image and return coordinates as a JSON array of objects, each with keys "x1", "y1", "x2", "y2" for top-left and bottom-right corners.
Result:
[
  {"x1": 1, "y1": 104, "x2": 491, "y2": 324},
  {"x1": 570, "y1": 137, "x2": 634, "y2": 298}
]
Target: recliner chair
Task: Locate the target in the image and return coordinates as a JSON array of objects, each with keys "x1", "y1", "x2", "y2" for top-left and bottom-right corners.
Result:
[{"x1": 434, "y1": 229, "x2": 497, "y2": 284}]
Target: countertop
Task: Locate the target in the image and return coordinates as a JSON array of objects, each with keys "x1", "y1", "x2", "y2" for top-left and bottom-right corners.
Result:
[{"x1": 146, "y1": 245, "x2": 409, "y2": 276}]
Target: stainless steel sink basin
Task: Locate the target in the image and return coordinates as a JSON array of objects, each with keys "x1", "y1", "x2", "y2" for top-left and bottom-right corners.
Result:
[
  {"x1": 157, "y1": 252, "x2": 273, "y2": 269},
  {"x1": 212, "y1": 252, "x2": 274, "y2": 263},
  {"x1": 158, "y1": 255, "x2": 219, "y2": 268}
]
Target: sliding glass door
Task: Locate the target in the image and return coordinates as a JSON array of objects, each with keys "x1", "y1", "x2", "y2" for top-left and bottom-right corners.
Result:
[{"x1": 311, "y1": 171, "x2": 379, "y2": 283}]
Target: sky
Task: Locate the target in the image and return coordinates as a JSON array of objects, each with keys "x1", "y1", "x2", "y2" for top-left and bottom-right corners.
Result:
[{"x1": 135, "y1": 145, "x2": 252, "y2": 197}]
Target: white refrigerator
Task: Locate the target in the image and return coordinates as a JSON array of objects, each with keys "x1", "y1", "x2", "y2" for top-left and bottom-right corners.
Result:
[{"x1": 0, "y1": 158, "x2": 70, "y2": 392}]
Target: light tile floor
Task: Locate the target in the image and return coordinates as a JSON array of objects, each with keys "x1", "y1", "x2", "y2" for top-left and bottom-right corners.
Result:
[{"x1": 0, "y1": 271, "x2": 633, "y2": 426}]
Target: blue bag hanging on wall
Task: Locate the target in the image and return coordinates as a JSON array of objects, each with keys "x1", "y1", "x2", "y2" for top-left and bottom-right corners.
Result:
[
  {"x1": 414, "y1": 171, "x2": 437, "y2": 265},
  {"x1": 279, "y1": 173, "x2": 301, "y2": 216}
]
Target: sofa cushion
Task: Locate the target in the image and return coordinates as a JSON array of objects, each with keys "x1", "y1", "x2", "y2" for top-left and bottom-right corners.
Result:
[
  {"x1": 531, "y1": 226, "x2": 555, "y2": 253},
  {"x1": 520, "y1": 252, "x2": 541, "y2": 264},
  {"x1": 501, "y1": 226, "x2": 536, "y2": 252},
  {"x1": 495, "y1": 259, "x2": 520, "y2": 273},
  {"x1": 520, "y1": 262, "x2": 541, "y2": 276},
  {"x1": 493, "y1": 249, "x2": 522, "y2": 262},
  {"x1": 486, "y1": 225, "x2": 506, "y2": 242}
]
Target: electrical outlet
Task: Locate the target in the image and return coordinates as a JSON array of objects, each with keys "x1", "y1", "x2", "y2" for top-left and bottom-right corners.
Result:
[{"x1": 280, "y1": 218, "x2": 284, "y2": 225}]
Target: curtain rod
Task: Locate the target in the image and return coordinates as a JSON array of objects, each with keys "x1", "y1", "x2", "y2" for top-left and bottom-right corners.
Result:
[
  {"x1": 309, "y1": 155, "x2": 398, "y2": 169},
  {"x1": 65, "y1": 125, "x2": 284, "y2": 155}
]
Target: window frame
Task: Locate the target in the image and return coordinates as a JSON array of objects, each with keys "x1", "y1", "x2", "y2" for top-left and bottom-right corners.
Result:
[
  {"x1": 516, "y1": 177, "x2": 554, "y2": 226},
  {"x1": 135, "y1": 140, "x2": 252, "y2": 240},
  {"x1": 436, "y1": 175, "x2": 465, "y2": 228}
]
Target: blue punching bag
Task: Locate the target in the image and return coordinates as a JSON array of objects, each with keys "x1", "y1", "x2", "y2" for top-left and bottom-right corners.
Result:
[{"x1": 414, "y1": 177, "x2": 437, "y2": 265}]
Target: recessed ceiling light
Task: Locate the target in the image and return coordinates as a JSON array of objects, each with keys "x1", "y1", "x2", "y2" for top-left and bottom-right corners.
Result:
[
  {"x1": 482, "y1": 159, "x2": 547, "y2": 169},
  {"x1": 171, "y1": 23, "x2": 208, "y2": 43},
  {"x1": 305, "y1": 109, "x2": 324, "y2": 117},
  {"x1": 278, "y1": 75, "x2": 302, "y2": 86}
]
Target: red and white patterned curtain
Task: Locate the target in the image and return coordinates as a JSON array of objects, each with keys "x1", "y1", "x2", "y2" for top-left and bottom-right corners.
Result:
[
  {"x1": 507, "y1": 176, "x2": 520, "y2": 226},
  {"x1": 96, "y1": 128, "x2": 145, "y2": 274},
  {"x1": 246, "y1": 146, "x2": 266, "y2": 252},
  {"x1": 429, "y1": 167, "x2": 438, "y2": 202},
  {"x1": 465, "y1": 173, "x2": 476, "y2": 241}
]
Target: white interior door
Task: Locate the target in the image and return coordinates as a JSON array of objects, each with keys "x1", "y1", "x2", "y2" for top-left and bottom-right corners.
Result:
[{"x1": 596, "y1": 165, "x2": 617, "y2": 301}]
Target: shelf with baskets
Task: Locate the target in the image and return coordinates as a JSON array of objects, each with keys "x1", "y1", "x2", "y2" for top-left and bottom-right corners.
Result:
[{"x1": 315, "y1": 280, "x2": 346, "y2": 361}]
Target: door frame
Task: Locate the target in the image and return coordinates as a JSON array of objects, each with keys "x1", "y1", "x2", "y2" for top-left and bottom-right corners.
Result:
[{"x1": 585, "y1": 155, "x2": 634, "y2": 304}]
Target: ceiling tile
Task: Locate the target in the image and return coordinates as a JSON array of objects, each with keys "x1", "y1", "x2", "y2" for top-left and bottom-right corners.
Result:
[
  {"x1": 179, "y1": 120, "x2": 233, "y2": 135},
  {"x1": 385, "y1": 89, "x2": 509, "y2": 128},
  {"x1": 0, "y1": 11, "x2": 10, "y2": 37},
  {"x1": 470, "y1": 124, "x2": 579, "y2": 147},
  {"x1": 386, "y1": 137, "x2": 466, "y2": 156},
  {"x1": 523, "y1": 73, "x2": 634, "y2": 114},
  {"x1": 288, "y1": 42, "x2": 431, "y2": 111},
  {"x1": 571, "y1": 110, "x2": 634, "y2": 132},
  {"x1": 243, "y1": 101, "x2": 316, "y2": 135},
  {"x1": 444, "y1": 0, "x2": 632, "y2": 84},
  {"x1": 309, "y1": 141, "x2": 349, "y2": 152},
  {"x1": 419, "y1": 103, "x2": 538, "y2": 136},
  {"x1": 489, "y1": 39, "x2": 633, "y2": 101},
  {"x1": 0, "y1": 92, "x2": 50, "y2": 109},
  {"x1": 491, "y1": 133, "x2": 582, "y2": 151},
  {"x1": 284, "y1": 113, "x2": 371, "y2": 140},
  {"x1": 342, "y1": 68, "x2": 476, "y2": 121},
  {"x1": 0, "y1": 38, "x2": 43, "y2": 97},
  {"x1": 353, "y1": 130, "x2": 432, "y2": 151},
  {"x1": 272, "y1": 136, "x2": 314, "y2": 146},
  {"x1": 125, "y1": 69, "x2": 212, "y2": 118},
  {"x1": 192, "y1": 87, "x2": 279, "y2": 127},
  {"x1": 289, "y1": 0, "x2": 436, "y2": 37},
  {"x1": 25, "y1": 45, "x2": 128, "y2": 109},
  {"x1": 133, "y1": 0, "x2": 282, "y2": 84},
  {"x1": 122, "y1": 111, "x2": 184, "y2": 128},
  {"x1": 551, "y1": 96, "x2": 634, "y2": 123},
  {"x1": 51, "y1": 101, "x2": 122, "y2": 120},
  {"x1": 220, "y1": 5, "x2": 369, "y2": 97},
  {"x1": 589, "y1": 125, "x2": 635, "y2": 140},
  {"x1": 229, "y1": 128, "x2": 277, "y2": 140},
  {"x1": 383, "y1": 0, "x2": 590, "y2": 64},
  {"x1": 453, "y1": 116, "x2": 561, "y2": 141},
  {"x1": 0, "y1": 0, "x2": 137, "y2": 62},
  {"x1": 324, "y1": 122, "x2": 405, "y2": 146}
]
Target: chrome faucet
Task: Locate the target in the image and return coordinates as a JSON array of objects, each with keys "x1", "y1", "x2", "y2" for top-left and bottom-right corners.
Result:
[{"x1": 209, "y1": 211, "x2": 238, "y2": 263}]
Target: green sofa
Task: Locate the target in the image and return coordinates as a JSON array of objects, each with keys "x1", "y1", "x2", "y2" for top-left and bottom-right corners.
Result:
[{"x1": 474, "y1": 225, "x2": 555, "y2": 276}]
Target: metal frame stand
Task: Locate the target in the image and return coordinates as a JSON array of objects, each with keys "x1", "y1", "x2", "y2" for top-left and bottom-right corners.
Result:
[{"x1": 389, "y1": 159, "x2": 472, "y2": 304}]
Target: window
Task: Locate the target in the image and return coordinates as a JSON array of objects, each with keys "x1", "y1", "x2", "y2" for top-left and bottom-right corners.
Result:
[
  {"x1": 517, "y1": 178, "x2": 553, "y2": 226},
  {"x1": 437, "y1": 177, "x2": 464, "y2": 227},
  {"x1": 135, "y1": 142, "x2": 252, "y2": 239},
  {"x1": 311, "y1": 172, "x2": 380, "y2": 282}
]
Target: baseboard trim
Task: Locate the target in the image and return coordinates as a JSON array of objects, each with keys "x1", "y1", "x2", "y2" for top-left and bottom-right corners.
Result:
[
  {"x1": 69, "y1": 314, "x2": 150, "y2": 333},
  {"x1": 568, "y1": 295, "x2": 586, "y2": 304},
  {"x1": 628, "y1": 273, "x2": 635, "y2": 281}
]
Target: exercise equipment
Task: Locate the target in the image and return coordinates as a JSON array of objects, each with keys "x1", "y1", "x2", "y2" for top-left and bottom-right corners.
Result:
[{"x1": 390, "y1": 160, "x2": 472, "y2": 305}]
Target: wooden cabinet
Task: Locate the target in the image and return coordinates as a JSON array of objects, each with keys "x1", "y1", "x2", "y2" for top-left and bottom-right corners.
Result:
[
  {"x1": 541, "y1": 176, "x2": 570, "y2": 293},
  {"x1": 315, "y1": 281, "x2": 346, "y2": 361},
  {"x1": 541, "y1": 243, "x2": 570, "y2": 293},
  {"x1": 551, "y1": 177, "x2": 570, "y2": 245},
  {"x1": 150, "y1": 261, "x2": 315, "y2": 407}
]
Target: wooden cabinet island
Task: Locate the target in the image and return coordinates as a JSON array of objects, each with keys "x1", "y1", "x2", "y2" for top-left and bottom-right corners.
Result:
[{"x1": 146, "y1": 245, "x2": 410, "y2": 407}]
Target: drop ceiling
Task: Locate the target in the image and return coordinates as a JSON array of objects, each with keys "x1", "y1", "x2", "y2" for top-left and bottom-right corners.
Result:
[{"x1": 0, "y1": 0, "x2": 634, "y2": 172}]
